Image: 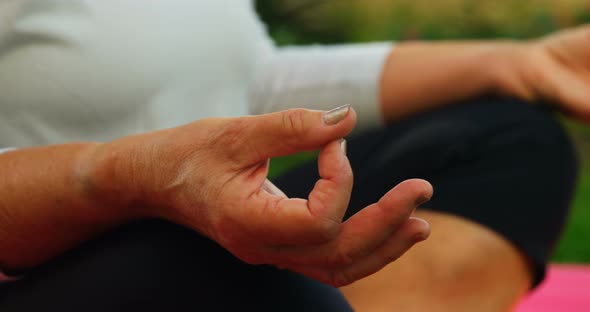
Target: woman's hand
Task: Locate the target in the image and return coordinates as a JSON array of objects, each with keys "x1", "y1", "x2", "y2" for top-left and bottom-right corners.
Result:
[
  {"x1": 87, "y1": 106, "x2": 432, "y2": 287},
  {"x1": 498, "y1": 25, "x2": 590, "y2": 121}
]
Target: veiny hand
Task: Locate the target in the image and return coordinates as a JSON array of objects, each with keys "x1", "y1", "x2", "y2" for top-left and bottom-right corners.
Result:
[
  {"x1": 89, "y1": 106, "x2": 432, "y2": 287},
  {"x1": 502, "y1": 25, "x2": 590, "y2": 121}
]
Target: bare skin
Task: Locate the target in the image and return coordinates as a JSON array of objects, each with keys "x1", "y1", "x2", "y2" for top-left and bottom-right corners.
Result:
[
  {"x1": 1, "y1": 23, "x2": 590, "y2": 309},
  {"x1": 340, "y1": 26, "x2": 590, "y2": 311},
  {"x1": 380, "y1": 27, "x2": 590, "y2": 123},
  {"x1": 341, "y1": 212, "x2": 531, "y2": 311},
  {"x1": 0, "y1": 107, "x2": 432, "y2": 287}
]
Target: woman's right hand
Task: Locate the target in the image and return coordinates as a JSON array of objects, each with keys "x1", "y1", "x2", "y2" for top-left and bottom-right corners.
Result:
[{"x1": 85, "y1": 106, "x2": 432, "y2": 287}]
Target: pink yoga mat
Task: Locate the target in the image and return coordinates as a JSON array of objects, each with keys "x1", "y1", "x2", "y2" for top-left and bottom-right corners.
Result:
[{"x1": 514, "y1": 265, "x2": 590, "y2": 312}]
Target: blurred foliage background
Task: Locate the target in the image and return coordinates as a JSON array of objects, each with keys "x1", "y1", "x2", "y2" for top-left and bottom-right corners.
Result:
[{"x1": 256, "y1": 0, "x2": 590, "y2": 263}]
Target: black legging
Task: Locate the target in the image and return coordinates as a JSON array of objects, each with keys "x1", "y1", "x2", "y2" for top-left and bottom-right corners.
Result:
[{"x1": 0, "y1": 97, "x2": 578, "y2": 311}]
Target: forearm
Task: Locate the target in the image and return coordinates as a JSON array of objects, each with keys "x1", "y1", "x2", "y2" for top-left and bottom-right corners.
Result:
[
  {"x1": 0, "y1": 143, "x2": 133, "y2": 271},
  {"x1": 380, "y1": 40, "x2": 527, "y2": 123}
]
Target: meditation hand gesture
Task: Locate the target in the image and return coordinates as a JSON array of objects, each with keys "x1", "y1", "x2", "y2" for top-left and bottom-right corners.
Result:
[
  {"x1": 502, "y1": 25, "x2": 590, "y2": 121},
  {"x1": 87, "y1": 106, "x2": 432, "y2": 287}
]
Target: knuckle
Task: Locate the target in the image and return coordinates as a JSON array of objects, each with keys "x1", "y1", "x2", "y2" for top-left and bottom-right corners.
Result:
[
  {"x1": 219, "y1": 118, "x2": 249, "y2": 148},
  {"x1": 213, "y1": 117, "x2": 258, "y2": 163},
  {"x1": 217, "y1": 117, "x2": 252, "y2": 155},
  {"x1": 281, "y1": 109, "x2": 309, "y2": 141}
]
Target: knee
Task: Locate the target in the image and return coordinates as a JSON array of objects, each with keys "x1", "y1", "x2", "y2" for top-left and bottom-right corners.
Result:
[
  {"x1": 350, "y1": 211, "x2": 534, "y2": 312},
  {"x1": 466, "y1": 98, "x2": 580, "y2": 275},
  {"x1": 416, "y1": 212, "x2": 529, "y2": 283},
  {"x1": 410, "y1": 211, "x2": 532, "y2": 310}
]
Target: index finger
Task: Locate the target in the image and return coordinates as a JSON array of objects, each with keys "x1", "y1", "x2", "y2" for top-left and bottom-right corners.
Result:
[
  {"x1": 263, "y1": 179, "x2": 433, "y2": 266},
  {"x1": 242, "y1": 139, "x2": 353, "y2": 245}
]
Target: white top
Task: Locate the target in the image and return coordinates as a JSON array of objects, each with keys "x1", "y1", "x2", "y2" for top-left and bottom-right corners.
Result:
[
  {"x1": 0, "y1": 0, "x2": 392, "y2": 281},
  {"x1": 0, "y1": 0, "x2": 391, "y2": 148}
]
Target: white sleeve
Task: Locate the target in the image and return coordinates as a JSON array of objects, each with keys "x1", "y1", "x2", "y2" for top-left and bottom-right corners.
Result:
[{"x1": 248, "y1": 42, "x2": 393, "y2": 133}]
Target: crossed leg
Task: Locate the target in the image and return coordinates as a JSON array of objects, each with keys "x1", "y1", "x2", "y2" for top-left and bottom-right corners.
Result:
[
  {"x1": 341, "y1": 211, "x2": 531, "y2": 311},
  {"x1": 275, "y1": 96, "x2": 578, "y2": 311},
  {"x1": 0, "y1": 97, "x2": 577, "y2": 311}
]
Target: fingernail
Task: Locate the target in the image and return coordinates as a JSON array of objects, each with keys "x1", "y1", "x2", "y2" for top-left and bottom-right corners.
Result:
[
  {"x1": 411, "y1": 217, "x2": 430, "y2": 242},
  {"x1": 340, "y1": 139, "x2": 347, "y2": 155},
  {"x1": 323, "y1": 104, "x2": 351, "y2": 125}
]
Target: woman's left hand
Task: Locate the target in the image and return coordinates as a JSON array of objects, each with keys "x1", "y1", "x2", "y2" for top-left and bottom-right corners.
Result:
[{"x1": 502, "y1": 25, "x2": 590, "y2": 121}]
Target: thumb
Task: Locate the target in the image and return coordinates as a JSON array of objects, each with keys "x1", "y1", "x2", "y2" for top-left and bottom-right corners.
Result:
[{"x1": 237, "y1": 105, "x2": 357, "y2": 163}]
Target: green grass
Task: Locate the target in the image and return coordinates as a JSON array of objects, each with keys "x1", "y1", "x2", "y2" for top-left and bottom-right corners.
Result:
[
  {"x1": 554, "y1": 168, "x2": 590, "y2": 262},
  {"x1": 268, "y1": 152, "x2": 317, "y2": 179},
  {"x1": 553, "y1": 123, "x2": 590, "y2": 263}
]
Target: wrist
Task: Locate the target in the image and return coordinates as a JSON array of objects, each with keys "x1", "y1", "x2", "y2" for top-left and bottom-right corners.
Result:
[
  {"x1": 79, "y1": 127, "x2": 195, "y2": 220},
  {"x1": 76, "y1": 140, "x2": 148, "y2": 220},
  {"x1": 487, "y1": 40, "x2": 536, "y2": 101},
  {"x1": 380, "y1": 40, "x2": 533, "y2": 122}
]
